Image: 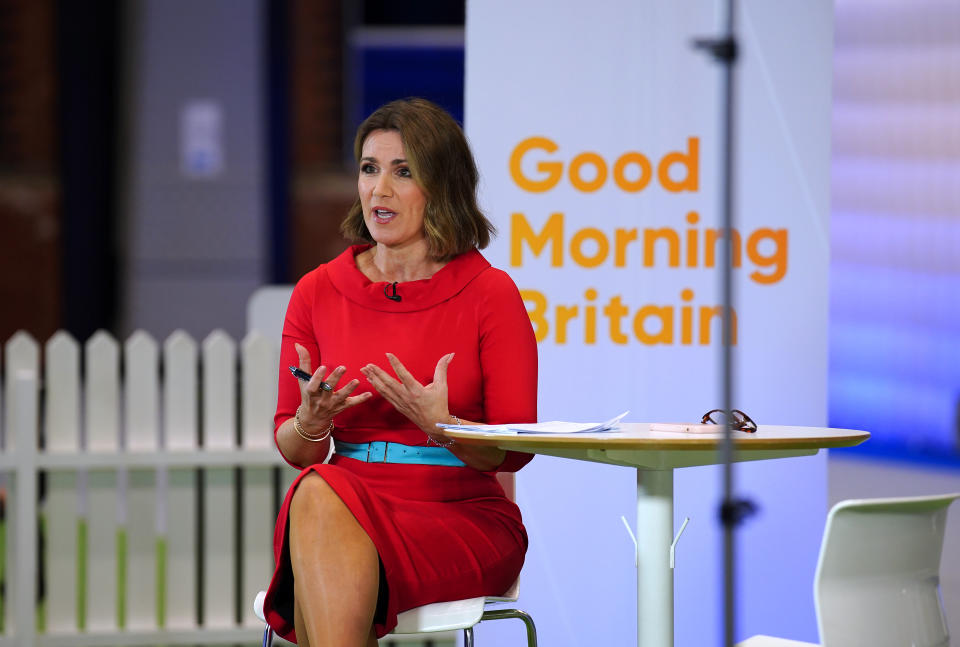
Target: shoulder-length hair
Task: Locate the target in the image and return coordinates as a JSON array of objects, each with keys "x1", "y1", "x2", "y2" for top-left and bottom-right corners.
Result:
[{"x1": 340, "y1": 98, "x2": 496, "y2": 261}]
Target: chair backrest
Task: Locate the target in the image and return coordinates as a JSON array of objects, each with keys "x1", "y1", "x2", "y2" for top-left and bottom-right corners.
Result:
[
  {"x1": 496, "y1": 471, "x2": 515, "y2": 500},
  {"x1": 494, "y1": 471, "x2": 521, "y2": 600},
  {"x1": 247, "y1": 285, "x2": 294, "y2": 344},
  {"x1": 814, "y1": 493, "x2": 960, "y2": 647}
]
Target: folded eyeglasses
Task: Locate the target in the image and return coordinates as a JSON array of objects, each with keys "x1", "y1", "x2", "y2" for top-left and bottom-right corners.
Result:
[{"x1": 700, "y1": 408, "x2": 757, "y2": 433}]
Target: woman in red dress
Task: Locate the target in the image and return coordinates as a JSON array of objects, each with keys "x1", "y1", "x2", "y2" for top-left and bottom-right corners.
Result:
[{"x1": 262, "y1": 98, "x2": 538, "y2": 646}]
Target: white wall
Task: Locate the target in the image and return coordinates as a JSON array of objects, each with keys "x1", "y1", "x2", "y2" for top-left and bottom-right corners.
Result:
[{"x1": 466, "y1": 1, "x2": 834, "y2": 644}]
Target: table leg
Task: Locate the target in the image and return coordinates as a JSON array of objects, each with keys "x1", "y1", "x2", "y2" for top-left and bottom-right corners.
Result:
[{"x1": 636, "y1": 468, "x2": 673, "y2": 647}]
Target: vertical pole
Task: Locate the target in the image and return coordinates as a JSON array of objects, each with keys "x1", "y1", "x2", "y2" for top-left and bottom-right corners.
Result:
[
  {"x1": 716, "y1": 2, "x2": 739, "y2": 645},
  {"x1": 694, "y1": 2, "x2": 742, "y2": 645},
  {"x1": 636, "y1": 468, "x2": 674, "y2": 647},
  {"x1": 14, "y1": 371, "x2": 38, "y2": 647}
]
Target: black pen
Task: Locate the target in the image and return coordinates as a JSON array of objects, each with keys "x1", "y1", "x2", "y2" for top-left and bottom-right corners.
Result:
[{"x1": 288, "y1": 365, "x2": 333, "y2": 391}]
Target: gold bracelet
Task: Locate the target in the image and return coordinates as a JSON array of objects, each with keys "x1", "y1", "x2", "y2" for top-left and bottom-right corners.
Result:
[{"x1": 295, "y1": 405, "x2": 333, "y2": 442}]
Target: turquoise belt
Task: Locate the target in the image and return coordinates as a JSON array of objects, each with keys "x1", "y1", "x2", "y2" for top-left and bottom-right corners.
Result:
[{"x1": 334, "y1": 440, "x2": 466, "y2": 467}]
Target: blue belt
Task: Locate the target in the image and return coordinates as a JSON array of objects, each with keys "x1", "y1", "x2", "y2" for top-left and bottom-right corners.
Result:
[{"x1": 334, "y1": 440, "x2": 466, "y2": 467}]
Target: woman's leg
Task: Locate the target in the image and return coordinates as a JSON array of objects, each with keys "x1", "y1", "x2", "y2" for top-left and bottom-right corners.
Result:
[
  {"x1": 289, "y1": 472, "x2": 381, "y2": 646},
  {"x1": 294, "y1": 599, "x2": 312, "y2": 647}
]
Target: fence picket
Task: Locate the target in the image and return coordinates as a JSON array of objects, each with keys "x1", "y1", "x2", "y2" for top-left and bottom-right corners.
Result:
[
  {"x1": 202, "y1": 467, "x2": 236, "y2": 629},
  {"x1": 241, "y1": 331, "x2": 277, "y2": 451},
  {"x1": 164, "y1": 331, "x2": 198, "y2": 451},
  {"x1": 126, "y1": 467, "x2": 157, "y2": 630},
  {"x1": 241, "y1": 466, "x2": 273, "y2": 628},
  {"x1": 164, "y1": 467, "x2": 198, "y2": 630},
  {"x1": 123, "y1": 332, "x2": 160, "y2": 629},
  {"x1": 202, "y1": 331, "x2": 236, "y2": 450},
  {"x1": 44, "y1": 331, "x2": 82, "y2": 631},
  {"x1": 46, "y1": 331, "x2": 81, "y2": 452},
  {"x1": 3, "y1": 332, "x2": 38, "y2": 452},
  {"x1": 201, "y1": 330, "x2": 237, "y2": 627},
  {"x1": 125, "y1": 331, "x2": 159, "y2": 452},
  {"x1": 162, "y1": 331, "x2": 199, "y2": 629},
  {"x1": 85, "y1": 331, "x2": 120, "y2": 453},
  {"x1": 85, "y1": 469, "x2": 119, "y2": 632},
  {"x1": 241, "y1": 331, "x2": 279, "y2": 626},
  {"x1": 84, "y1": 331, "x2": 120, "y2": 631},
  {"x1": 5, "y1": 333, "x2": 39, "y2": 640},
  {"x1": 13, "y1": 372, "x2": 39, "y2": 645}
]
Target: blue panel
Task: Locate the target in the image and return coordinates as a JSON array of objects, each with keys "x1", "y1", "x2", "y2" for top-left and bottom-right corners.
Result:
[
  {"x1": 829, "y1": 372, "x2": 957, "y2": 450},
  {"x1": 828, "y1": 259, "x2": 960, "y2": 454},
  {"x1": 830, "y1": 321, "x2": 960, "y2": 386},
  {"x1": 352, "y1": 45, "x2": 465, "y2": 130},
  {"x1": 830, "y1": 263, "x2": 960, "y2": 331}
]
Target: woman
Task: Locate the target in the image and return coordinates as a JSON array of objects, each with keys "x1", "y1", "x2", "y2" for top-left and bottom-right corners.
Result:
[{"x1": 262, "y1": 98, "x2": 538, "y2": 647}]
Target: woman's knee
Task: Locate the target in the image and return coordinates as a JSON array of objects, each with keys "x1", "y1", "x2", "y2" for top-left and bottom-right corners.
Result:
[
  {"x1": 290, "y1": 472, "x2": 344, "y2": 522},
  {"x1": 288, "y1": 472, "x2": 377, "y2": 560}
]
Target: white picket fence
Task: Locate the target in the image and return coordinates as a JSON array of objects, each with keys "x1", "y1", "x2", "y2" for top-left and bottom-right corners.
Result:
[{"x1": 0, "y1": 328, "x2": 296, "y2": 647}]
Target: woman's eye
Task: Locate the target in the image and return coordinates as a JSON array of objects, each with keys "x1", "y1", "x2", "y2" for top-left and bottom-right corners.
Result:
[
  {"x1": 397, "y1": 167, "x2": 412, "y2": 178},
  {"x1": 360, "y1": 163, "x2": 377, "y2": 174}
]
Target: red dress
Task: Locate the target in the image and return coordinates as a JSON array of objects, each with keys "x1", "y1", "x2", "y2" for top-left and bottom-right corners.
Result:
[{"x1": 262, "y1": 245, "x2": 538, "y2": 641}]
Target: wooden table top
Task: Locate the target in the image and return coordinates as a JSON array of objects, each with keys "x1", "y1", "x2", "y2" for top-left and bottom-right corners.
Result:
[{"x1": 446, "y1": 423, "x2": 870, "y2": 453}]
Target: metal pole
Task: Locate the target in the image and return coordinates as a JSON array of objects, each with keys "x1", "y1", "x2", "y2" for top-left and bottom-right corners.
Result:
[
  {"x1": 693, "y1": 2, "x2": 750, "y2": 645},
  {"x1": 718, "y1": 3, "x2": 738, "y2": 644}
]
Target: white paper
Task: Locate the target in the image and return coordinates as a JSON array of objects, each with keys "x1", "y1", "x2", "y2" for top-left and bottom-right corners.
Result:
[
  {"x1": 438, "y1": 411, "x2": 629, "y2": 435},
  {"x1": 649, "y1": 422, "x2": 720, "y2": 434}
]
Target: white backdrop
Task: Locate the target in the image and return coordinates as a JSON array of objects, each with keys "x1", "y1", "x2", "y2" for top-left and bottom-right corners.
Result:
[{"x1": 465, "y1": 1, "x2": 833, "y2": 645}]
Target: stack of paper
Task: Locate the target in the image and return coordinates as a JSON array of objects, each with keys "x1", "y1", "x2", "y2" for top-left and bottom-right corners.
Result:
[{"x1": 438, "y1": 411, "x2": 629, "y2": 435}]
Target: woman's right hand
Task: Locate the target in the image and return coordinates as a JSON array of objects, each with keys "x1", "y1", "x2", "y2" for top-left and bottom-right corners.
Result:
[{"x1": 294, "y1": 343, "x2": 372, "y2": 432}]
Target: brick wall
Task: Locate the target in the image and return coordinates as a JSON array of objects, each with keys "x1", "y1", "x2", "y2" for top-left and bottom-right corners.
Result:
[
  {"x1": 288, "y1": 0, "x2": 355, "y2": 279},
  {"x1": 0, "y1": 0, "x2": 60, "y2": 342}
]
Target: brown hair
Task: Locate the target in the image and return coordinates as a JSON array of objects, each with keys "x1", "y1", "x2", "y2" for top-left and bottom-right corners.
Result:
[{"x1": 340, "y1": 98, "x2": 495, "y2": 260}]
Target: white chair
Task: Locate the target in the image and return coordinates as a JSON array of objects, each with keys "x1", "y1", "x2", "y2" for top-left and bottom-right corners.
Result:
[
  {"x1": 738, "y1": 493, "x2": 960, "y2": 647},
  {"x1": 254, "y1": 472, "x2": 537, "y2": 646}
]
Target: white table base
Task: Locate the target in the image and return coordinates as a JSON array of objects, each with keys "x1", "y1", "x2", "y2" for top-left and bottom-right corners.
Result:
[{"x1": 637, "y1": 468, "x2": 674, "y2": 647}]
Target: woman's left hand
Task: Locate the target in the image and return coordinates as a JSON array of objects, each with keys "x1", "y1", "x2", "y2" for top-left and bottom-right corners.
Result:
[{"x1": 360, "y1": 352, "x2": 455, "y2": 440}]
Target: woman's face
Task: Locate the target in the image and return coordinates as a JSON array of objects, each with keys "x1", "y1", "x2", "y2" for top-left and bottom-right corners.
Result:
[{"x1": 358, "y1": 129, "x2": 428, "y2": 253}]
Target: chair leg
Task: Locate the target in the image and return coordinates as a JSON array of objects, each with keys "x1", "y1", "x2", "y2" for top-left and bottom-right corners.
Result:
[
  {"x1": 464, "y1": 626, "x2": 475, "y2": 647},
  {"x1": 479, "y1": 608, "x2": 538, "y2": 647}
]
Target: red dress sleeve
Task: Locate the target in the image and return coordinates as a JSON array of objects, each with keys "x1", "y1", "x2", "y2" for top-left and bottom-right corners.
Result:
[{"x1": 475, "y1": 268, "x2": 538, "y2": 472}]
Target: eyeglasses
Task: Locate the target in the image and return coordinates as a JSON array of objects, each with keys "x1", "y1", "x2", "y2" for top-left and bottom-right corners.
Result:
[{"x1": 701, "y1": 409, "x2": 757, "y2": 433}]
